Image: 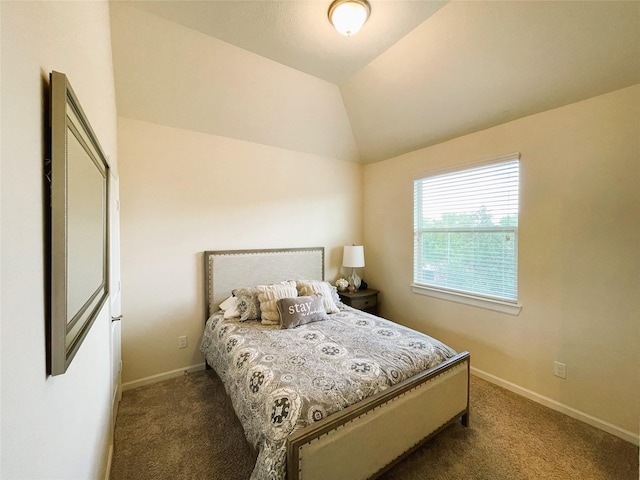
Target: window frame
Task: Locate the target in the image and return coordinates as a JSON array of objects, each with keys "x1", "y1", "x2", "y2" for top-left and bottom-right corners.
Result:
[{"x1": 412, "y1": 153, "x2": 522, "y2": 315}]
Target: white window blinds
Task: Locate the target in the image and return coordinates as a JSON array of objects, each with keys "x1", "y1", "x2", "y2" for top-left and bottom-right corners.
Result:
[{"x1": 413, "y1": 157, "x2": 520, "y2": 302}]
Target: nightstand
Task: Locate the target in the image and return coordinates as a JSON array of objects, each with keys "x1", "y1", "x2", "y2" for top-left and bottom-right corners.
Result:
[{"x1": 338, "y1": 288, "x2": 379, "y2": 315}]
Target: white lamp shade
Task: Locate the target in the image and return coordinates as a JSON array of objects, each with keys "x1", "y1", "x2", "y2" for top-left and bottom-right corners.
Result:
[
  {"x1": 342, "y1": 245, "x2": 365, "y2": 268},
  {"x1": 329, "y1": 0, "x2": 370, "y2": 36}
]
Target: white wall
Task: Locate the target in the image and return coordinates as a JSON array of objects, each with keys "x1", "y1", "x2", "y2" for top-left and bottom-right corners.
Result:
[
  {"x1": 363, "y1": 85, "x2": 640, "y2": 441},
  {"x1": 0, "y1": 1, "x2": 118, "y2": 478},
  {"x1": 117, "y1": 118, "x2": 362, "y2": 384},
  {"x1": 109, "y1": 2, "x2": 359, "y2": 162}
]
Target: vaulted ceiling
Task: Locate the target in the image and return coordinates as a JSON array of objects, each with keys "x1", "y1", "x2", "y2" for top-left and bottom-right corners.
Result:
[{"x1": 110, "y1": 1, "x2": 639, "y2": 164}]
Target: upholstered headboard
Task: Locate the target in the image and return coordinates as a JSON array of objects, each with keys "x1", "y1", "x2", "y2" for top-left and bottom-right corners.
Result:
[{"x1": 203, "y1": 247, "x2": 325, "y2": 320}]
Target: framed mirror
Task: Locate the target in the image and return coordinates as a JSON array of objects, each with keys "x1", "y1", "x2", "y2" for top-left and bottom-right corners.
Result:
[{"x1": 49, "y1": 71, "x2": 109, "y2": 375}]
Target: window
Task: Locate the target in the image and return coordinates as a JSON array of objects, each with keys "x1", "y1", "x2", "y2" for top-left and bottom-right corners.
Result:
[{"x1": 413, "y1": 155, "x2": 520, "y2": 313}]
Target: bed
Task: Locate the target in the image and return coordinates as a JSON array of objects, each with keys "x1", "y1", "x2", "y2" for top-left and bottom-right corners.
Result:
[{"x1": 200, "y1": 247, "x2": 470, "y2": 480}]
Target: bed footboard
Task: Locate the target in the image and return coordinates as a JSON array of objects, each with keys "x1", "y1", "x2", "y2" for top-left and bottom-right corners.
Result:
[{"x1": 287, "y1": 351, "x2": 470, "y2": 480}]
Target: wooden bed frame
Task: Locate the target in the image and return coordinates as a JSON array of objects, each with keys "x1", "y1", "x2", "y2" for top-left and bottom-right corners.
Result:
[{"x1": 203, "y1": 247, "x2": 470, "y2": 480}]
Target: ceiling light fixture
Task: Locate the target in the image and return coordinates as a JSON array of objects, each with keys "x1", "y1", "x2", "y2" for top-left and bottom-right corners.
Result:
[{"x1": 328, "y1": 0, "x2": 371, "y2": 37}]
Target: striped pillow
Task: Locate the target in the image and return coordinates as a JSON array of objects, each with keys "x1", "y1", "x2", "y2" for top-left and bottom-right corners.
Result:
[{"x1": 256, "y1": 281, "x2": 298, "y2": 325}]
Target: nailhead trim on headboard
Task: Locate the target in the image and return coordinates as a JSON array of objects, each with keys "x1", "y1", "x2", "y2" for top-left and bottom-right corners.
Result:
[{"x1": 204, "y1": 247, "x2": 324, "y2": 320}]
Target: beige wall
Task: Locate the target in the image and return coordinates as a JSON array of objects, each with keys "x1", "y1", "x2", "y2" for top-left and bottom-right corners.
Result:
[
  {"x1": 118, "y1": 118, "x2": 362, "y2": 384},
  {"x1": 111, "y1": 2, "x2": 364, "y2": 387},
  {"x1": 341, "y1": 1, "x2": 640, "y2": 163},
  {"x1": 363, "y1": 85, "x2": 640, "y2": 439},
  {"x1": 0, "y1": 1, "x2": 118, "y2": 478}
]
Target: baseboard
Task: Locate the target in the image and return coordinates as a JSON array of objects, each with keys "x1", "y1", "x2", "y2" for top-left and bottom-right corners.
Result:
[
  {"x1": 103, "y1": 443, "x2": 113, "y2": 480},
  {"x1": 122, "y1": 363, "x2": 206, "y2": 391},
  {"x1": 471, "y1": 367, "x2": 639, "y2": 446}
]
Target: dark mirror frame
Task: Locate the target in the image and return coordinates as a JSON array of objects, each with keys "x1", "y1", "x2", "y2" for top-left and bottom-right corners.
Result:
[{"x1": 49, "y1": 71, "x2": 109, "y2": 375}]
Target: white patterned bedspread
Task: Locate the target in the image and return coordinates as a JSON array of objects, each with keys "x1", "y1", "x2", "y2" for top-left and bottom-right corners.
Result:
[{"x1": 199, "y1": 305, "x2": 457, "y2": 480}]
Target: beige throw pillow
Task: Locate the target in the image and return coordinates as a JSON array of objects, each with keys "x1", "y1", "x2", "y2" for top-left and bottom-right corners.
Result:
[
  {"x1": 296, "y1": 280, "x2": 340, "y2": 314},
  {"x1": 256, "y1": 281, "x2": 298, "y2": 325}
]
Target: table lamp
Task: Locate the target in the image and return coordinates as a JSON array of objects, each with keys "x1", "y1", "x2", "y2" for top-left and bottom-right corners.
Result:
[{"x1": 342, "y1": 245, "x2": 365, "y2": 292}]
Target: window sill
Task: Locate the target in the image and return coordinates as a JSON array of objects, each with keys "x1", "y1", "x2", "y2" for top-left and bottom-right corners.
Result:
[{"x1": 411, "y1": 284, "x2": 522, "y2": 315}]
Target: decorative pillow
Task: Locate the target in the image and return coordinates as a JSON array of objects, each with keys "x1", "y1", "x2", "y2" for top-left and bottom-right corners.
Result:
[
  {"x1": 277, "y1": 295, "x2": 329, "y2": 329},
  {"x1": 256, "y1": 281, "x2": 298, "y2": 325},
  {"x1": 219, "y1": 296, "x2": 240, "y2": 319},
  {"x1": 219, "y1": 295, "x2": 236, "y2": 310},
  {"x1": 296, "y1": 280, "x2": 340, "y2": 314},
  {"x1": 329, "y1": 284, "x2": 342, "y2": 306},
  {"x1": 231, "y1": 287, "x2": 261, "y2": 322}
]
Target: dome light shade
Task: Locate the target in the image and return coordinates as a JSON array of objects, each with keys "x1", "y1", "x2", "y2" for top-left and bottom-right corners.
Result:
[{"x1": 328, "y1": 0, "x2": 371, "y2": 36}]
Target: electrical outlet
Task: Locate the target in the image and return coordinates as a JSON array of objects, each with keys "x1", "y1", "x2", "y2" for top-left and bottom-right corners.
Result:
[
  {"x1": 178, "y1": 336, "x2": 187, "y2": 349},
  {"x1": 553, "y1": 361, "x2": 567, "y2": 379}
]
